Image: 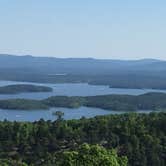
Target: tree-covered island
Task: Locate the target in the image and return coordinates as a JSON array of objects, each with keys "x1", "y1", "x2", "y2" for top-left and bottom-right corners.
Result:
[
  {"x1": 0, "y1": 84, "x2": 53, "y2": 94},
  {"x1": 0, "y1": 92, "x2": 166, "y2": 111}
]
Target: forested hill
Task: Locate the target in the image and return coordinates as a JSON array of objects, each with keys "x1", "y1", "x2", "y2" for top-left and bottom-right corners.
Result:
[
  {"x1": 1, "y1": 92, "x2": 166, "y2": 111},
  {"x1": 0, "y1": 54, "x2": 165, "y2": 74},
  {"x1": 0, "y1": 54, "x2": 166, "y2": 89},
  {"x1": 0, "y1": 84, "x2": 52, "y2": 94},
  {"x1": 0, "y1": 112, "x2": 165, "y2": 166}
]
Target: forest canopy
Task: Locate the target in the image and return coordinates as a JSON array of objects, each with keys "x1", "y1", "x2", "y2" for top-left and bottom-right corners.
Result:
[
  {"x1": 0, "y1": 92, "x2": 166, "y2": 111},
  {"x1": 0, "y1": 112, "x2": 165, "y2": 166},
  {"x1": 0, "y1": 84, "x2": 52, "y2": 94}
]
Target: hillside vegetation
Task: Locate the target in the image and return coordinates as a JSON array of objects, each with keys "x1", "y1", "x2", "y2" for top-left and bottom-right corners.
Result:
[
  {"x1": 0, "y1": 92, "x2": 166, "y2": 111},
  {"x1": 0, "y1": 84, "x2": 52, "y2": 94},
  {"x1": 0, "y1": 112, "x2": 165, "y2": 165}
]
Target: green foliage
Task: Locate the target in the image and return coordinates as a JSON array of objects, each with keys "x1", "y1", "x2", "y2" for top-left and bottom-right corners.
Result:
[
  {"x1": 0, "y1": 159, "x2": 28, "y2": 166},
  {"x1": 44, "y1": 96, "x2": 86, "y2": 108},
  {"x1": 55, "y1": 144, "x2": 127, "y2": 166},
  {"x1": 0, "y1": 99, "x2": 48, "y2": 110},
  {"x1": 52, "y1": 111, "x2": 64, "y2": 120},
  {"x1": 1, "y1": 92, "x2": 166, "y2": 111},
  {"x1": 0, "y1": 113, "x2": 165, "y2": 165},
  {"x1": 0, "y1": 84, "x2": 52, "y2": 94}
]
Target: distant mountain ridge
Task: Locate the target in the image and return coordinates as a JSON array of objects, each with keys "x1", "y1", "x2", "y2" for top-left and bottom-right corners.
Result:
[
  {"x1": 0, "y1": 54, "x2": 166, "y2": 89},
  {"x1": 0, "y1": 54, "x2": 165, "y2": 70},
  {"x1": 0, "y1": 54, "x2": 163, "y2": 61}
]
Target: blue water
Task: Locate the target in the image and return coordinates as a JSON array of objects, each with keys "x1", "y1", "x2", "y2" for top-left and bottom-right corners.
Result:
[
  {"x1": 0, "y1": 80, "x2": 162, "y2": 121},
  {"x1": 0, "y1": 107, "x2": 111, "y2": 121},
  {"x1": 0, "y1": 107, "x2": 152, "y2": 122},
  {"x1": 0, "y1": 80, "x2": 166, "y2": 100}
]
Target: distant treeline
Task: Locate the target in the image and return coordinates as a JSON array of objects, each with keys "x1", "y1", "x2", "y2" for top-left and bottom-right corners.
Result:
[
  {"x1": 1, "y1": 55, "x2": 166, "y2": 89},
  {"x1": 0, "y1": 84, "x2": 52, "y2": 94},
  {"x1": 0, "y1": 112, "x2": 165, "y2": 165},
  {"x1": 0, "y1": 92, "x2": 166, "y2": 111},
  {"x1": 1, "y1": 73, "x2": 166, "y2": 89}
]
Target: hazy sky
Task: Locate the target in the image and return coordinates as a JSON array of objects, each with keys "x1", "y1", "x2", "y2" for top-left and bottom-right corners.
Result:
[{"x1": 0, "y1": 0, "x2": 166, "y2": 59}]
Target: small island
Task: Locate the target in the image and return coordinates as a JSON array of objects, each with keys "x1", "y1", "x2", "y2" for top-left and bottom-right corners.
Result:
[
  {"x1": 0, "y1": 84, "x2": 53, "y2": 94},
  {"x1": 0, "y1": 99, "x2": 49, "y2": 110},
  {"x1": 0, "y1": 92, "x2": 166, "y2": 111}
]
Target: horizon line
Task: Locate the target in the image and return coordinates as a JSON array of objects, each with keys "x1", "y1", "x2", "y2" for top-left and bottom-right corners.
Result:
[{"x1": 0, "y1": 53, "x2": 165, "y2": 61}]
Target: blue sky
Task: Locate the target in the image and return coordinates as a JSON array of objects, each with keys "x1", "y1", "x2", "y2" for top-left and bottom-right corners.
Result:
[{"x1": 0, "y1": 0, "x2": 166, "y2": 59}]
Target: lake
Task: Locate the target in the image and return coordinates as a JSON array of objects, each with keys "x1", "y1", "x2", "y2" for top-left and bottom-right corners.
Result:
[
  {"x1": 0, "y1": 80, "x2": 164, "y2": 121},
  {"x1": 0, "y1": 80, "x2": 166, "y2": 100},
  {"x1": 0, "y1": 107, "x2": 153, "y2": 122}
]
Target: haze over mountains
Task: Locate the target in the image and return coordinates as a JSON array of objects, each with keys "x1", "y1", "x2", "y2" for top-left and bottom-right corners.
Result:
[
  {"x1": 0, "y1": 54, "x2": 165, "y2": 72},
  {"x1": 0, "y1": 54, "x2": 166, "y2": 89}
]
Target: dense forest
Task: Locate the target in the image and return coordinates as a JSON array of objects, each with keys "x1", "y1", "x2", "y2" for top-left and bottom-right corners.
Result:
[
  {"x1": 1, "y1": 92, "x2": 166, "y2": 111},
  {"x1": 0, "y1": 99, "x2": 48, "y2": 110},
  {"x1": 0, "y1": 84, "x2": 52, "y2": 94},
  {"x1": 0, "y1": 144, "x2": 127, "y2": 166},
  {"x1": 0, "y1": 112, "x2": 165, "y2": 165}
]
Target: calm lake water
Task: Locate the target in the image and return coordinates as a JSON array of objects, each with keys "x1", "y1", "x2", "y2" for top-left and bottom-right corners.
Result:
[
  {"x1": 0, "y1": 80, "x2": 163, "y2": 121},
  {"x1": 0, "y1": 80, "x2": 166, "y2": 100},
  {"x1": 0, "y1": 107, "x2": 152, "y2": 122},
  {"x1": 0, "y1": 107, "x2": 113, "y2": 121}
]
